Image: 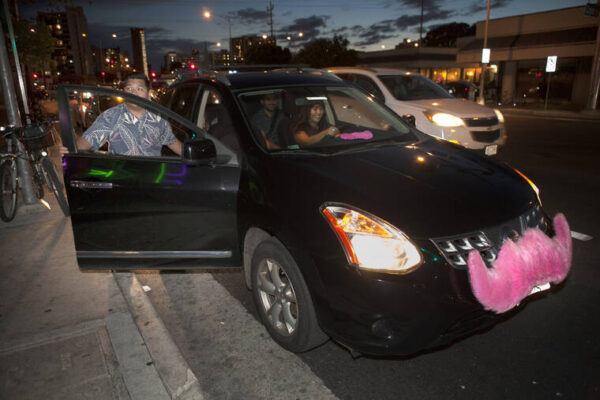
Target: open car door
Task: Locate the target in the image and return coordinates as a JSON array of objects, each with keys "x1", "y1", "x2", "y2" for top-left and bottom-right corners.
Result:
[{"x1": 57, "y1": 84, "x2": 241, "y2": 270}]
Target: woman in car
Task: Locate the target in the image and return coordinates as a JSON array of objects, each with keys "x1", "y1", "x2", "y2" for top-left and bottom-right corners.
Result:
[{"x1": 291, "y1": 102, "x2": 340, "y2": 146}]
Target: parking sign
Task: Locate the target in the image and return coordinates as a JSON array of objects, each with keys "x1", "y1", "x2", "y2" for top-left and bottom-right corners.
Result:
[{"x1": 546, "y1": 56, "x2": 557, "y2": 73}]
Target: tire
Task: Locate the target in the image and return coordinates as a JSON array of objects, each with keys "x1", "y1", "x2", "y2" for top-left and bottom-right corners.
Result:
[
  {"x1": 251, "y1": 238, "x2": 328, "y2": 352},
  {"x1": 41, "y1": 157, "x2": 69, "y2": 217},
  {"x1": 0, "y1": 161, "x2": 18, "y2": 222},
  {"x1": 29, "y1": 157, "x2": 44, "y2": 199}
]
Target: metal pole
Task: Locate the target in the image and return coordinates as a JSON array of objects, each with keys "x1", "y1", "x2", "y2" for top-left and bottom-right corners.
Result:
[
  {"x1": 0, "y1": 11, "x2": 36, "y2": 204},
  {"x1": 544, "y1": 72, "x2": 552, "y2": 111},
  {"x1": 227, "y1": 16, "x2": 232, "y2": 63},
  {"x1": 3, "y1": 0, "x2": 30, "y2": 123},
  {"x1": 586, "y1": 0, "x2": 600, "y2": 110},
  {"x1": 478, "y1": 0, "x2": 491, "y2": 105}
]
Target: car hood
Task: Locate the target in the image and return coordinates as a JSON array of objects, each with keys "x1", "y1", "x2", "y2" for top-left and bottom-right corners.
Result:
[
  {"x1": 273, "y1": 140, "x2": 535, "y2": 239},
  {"x1": 397, "y1": 98, "x2": 497, "y2": 118}
]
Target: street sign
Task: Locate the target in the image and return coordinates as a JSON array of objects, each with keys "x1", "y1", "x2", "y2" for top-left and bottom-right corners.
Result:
[
  {"x1": 481, "y1": 48, "x2": 490, "y2": 64},
  {"x1": 546, "y1": 56, "x2": 557, "y2": 73}
]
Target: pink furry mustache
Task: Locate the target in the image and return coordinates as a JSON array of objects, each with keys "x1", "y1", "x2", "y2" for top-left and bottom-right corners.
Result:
[{"x1": 467, "y1": 214, "x2": 572, "y2": 314}]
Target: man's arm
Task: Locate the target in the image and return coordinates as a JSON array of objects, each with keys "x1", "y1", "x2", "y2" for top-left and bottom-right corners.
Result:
[
  {"x1": 59, "y1": 135, "x2": 93, "y2": 155},
  {"x1": 167, "y1": 138, "x2": 183, "y2": 155}
]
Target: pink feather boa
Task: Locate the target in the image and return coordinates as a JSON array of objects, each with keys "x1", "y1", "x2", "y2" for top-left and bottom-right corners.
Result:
[{"x1": 467, "y1": 214, "x2": 572, "y2": 313}]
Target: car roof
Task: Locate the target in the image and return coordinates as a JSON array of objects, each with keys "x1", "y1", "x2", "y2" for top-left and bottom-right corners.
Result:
[
  {"x1": 326, "y1": 66, "x2": 412, "y2": 75},
  {"x1": 173, "y1": 70, "x2": 345, "y2": 91}
]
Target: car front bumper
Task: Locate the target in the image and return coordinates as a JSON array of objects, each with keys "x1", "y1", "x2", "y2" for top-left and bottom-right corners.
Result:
[{"x1": 309, "y1": 242, "x2": 503, "y2": 356}]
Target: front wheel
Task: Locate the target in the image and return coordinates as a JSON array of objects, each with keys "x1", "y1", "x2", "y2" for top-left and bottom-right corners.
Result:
[
  {"x1": 251, "y1": 238, "x2": 328, "y2": 352},
  {"x1": 41, "y1": 157, "x2": 69, "y2": 217},
  {"x1": 0, "y1": 161, "x2": 18, "y2": 222}
]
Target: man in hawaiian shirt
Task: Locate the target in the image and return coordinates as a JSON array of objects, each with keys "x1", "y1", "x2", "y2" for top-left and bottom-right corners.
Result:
[{"x1": 72, "y1": 74, "x2": 182, "y2": 156}]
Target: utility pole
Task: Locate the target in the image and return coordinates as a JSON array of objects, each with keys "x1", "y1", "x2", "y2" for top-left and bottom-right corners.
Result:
[
  {"x1": 586, "y1": 0, "x2": 600, "y2": 110},
  {"x1": 477, "y1": 0, "x2": 491, "y2": 105},
  {"x1": 267, "y1": 0, "x2": 274, "y2": 39},
  {"x1": 419, "y1": 0, "x2": 424, "y2": 43}
]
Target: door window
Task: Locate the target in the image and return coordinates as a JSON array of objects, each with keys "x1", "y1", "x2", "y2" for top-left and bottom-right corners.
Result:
[
  {"x1": 353, "y1": 74, "x2": 385, "y2": 101},
  {"x1": 169, "y1": 84, "x2": 201, "y2": 119}
]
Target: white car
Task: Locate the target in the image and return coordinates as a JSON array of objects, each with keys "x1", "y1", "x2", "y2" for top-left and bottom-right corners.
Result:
[{"x1": 327, "y1": 67, "x2": 506, "y2": 155}]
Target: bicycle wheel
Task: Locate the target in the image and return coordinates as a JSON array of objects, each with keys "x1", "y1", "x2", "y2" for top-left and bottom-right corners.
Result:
[
  {"x1": 29, "y1": 158, "x2": 44, "y2": 199},
  {"x1": 41, "y1": 157, "x2": 69, "y2": 217},
  {"x1": 0, "y1": 161, "x2": 18, "y2": 222}
]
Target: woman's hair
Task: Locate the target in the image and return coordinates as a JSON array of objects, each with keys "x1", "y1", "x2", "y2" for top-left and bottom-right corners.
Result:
[{"x1": 290, "y1": 103, "x2": 326, "y2": 135}]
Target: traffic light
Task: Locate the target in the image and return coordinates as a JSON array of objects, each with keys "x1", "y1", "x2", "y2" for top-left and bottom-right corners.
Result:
[
  {"x1": 32, "y1": 73, "x2": 39, "y2": 79},
  {"x1": 190, "y1": 63, "x2": 197, "y2": 70},
  {"x1": 150, "y1": 71, "x2": 157, "y2": 79}
]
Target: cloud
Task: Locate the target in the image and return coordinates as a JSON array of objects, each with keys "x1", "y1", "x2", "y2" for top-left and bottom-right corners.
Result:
[
  {"x1": 228, "y1": 8, "x2": 270, "y2": 25},
  {"x1": 279, "y1": 15, "x2": 330, "y2": 43},
  {"x1": 393, "y1": 0, "x2": 445, "y2": 9},
  {"x1": 466, "y1": 0, "x2": 513, "y2": 14},
  {"x1": 394, "y1": 8, "x2": 455, "y2": 30},
  {"x1": 352, "y1": 20, "x2": 398, "y2": 46}
]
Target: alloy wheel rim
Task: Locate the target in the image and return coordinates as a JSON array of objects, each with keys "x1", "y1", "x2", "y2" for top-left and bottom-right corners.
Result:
[{"x1": 256, "y1": 258, "x2": 298, "y2": 336}]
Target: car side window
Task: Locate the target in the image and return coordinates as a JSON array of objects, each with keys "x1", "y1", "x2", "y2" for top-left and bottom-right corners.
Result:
[
  {"x1": 158, "y1": 88, "x2": 174, "y2": 107},
  {"x1": 169, "y1": 84, "x2": 200, "y2": 120},
  {"x1": 197, "y1": 87, "x2": 240, "y2": 163},
  {"x1": 354, "y1": 75, "x2": 385, "y2": 102},
  {"x1": 64, "y1": 87, "x2": 199, "y2": 159}
]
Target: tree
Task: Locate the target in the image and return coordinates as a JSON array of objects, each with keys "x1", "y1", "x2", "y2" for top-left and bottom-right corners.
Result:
[
  {"x1": 13, "y1": 19, "x2": 54, "y2": 72},
  {"x1": 292, "y1": 35, "x2": 358, "y2": 68},
  {"x1": 422, "y1": 23, "x2": 475, "y2": 47},
  {"x1": 244, "y1": 43, "x2": 291, "y2": 65}
]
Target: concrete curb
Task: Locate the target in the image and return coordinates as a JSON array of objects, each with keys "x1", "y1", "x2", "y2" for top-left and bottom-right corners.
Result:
[{"x1": 114, "y1": 273, "x2": 205, "y2": 400}]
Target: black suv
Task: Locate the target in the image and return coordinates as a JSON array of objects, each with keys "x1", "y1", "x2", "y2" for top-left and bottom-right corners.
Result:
[{"x1": 57, "y1": 70, "x2": 570, "y2": 356}]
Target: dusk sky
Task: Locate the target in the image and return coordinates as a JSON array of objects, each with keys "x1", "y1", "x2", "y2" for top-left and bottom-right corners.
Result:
[{"x1": 20, "y1": 0, "x2": 586, "y2": 69}]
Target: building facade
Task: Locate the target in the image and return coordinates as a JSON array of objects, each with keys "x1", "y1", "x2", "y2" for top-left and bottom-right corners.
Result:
[
  {"x1": 457, "y1": 6, "x2": 599, "y2": 107},
  {"x1": 37, "y1": 6, "x2": 94, "y2": 78},
  {"x1": 230, "y1": 35, "x2": 276, "y2": 64},
  {"x1": 131, "y1": 28, "x2": 149, "y2": 77}
]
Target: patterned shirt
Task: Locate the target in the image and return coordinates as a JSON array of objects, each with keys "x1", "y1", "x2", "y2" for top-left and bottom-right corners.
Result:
[{"x1": 83, "y1": 103, "x2": 176, "y2": 156}]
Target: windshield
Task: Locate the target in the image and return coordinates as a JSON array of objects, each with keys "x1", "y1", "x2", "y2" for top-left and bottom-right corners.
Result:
[
  {"x1": 237, "y1": 85, "x2": 418, "y2": 153},
  {"x1": 379, "y1": 74, "x2": 452, "y2": 101}
]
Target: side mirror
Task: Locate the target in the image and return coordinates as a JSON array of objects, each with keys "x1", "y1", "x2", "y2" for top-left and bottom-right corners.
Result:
[
  {"x1": 402, "y1": 114, "x2": 416, "y2": 127},
  {"x1": 183, "y1": 138, "x2": 216, "y2": 164}
]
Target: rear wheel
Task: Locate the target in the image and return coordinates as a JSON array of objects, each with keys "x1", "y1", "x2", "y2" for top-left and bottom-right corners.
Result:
[
  {"x1": 29, "y1": 159, "x2": 44, "y2": 199},
  {"x1": 41, "y1": 157, "x2": 69, "y2": 217},
  {"x1": 251, "y1": 238, "x2": 328, "y2": 352},
  {"x1": 0, "y1": 161, "x2": 18, "y2": 222}
]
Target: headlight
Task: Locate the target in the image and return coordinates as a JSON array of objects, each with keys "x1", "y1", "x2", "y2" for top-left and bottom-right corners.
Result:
[
  {"x1": 514, "y1": 168, "x2": 541, "y2": 205},
  {"x1": 321, "y1": 205, "x2": 422, "y2": 274},
  {"x1": 494, "y1": 109, "x2": 504, "y2": 123},
  {"x1": 424, "y1": 111, "x2": 464, "y2": 127}
]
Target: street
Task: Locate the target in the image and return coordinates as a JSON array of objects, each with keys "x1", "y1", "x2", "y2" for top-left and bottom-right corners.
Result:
[{"x1": 133, "y1": 114, "x2": 600, "y2": 400}]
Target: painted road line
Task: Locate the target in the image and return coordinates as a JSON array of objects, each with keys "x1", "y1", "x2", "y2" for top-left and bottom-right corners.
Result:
[{"x1": 571, "y1": 231, "x2": 593, "y2": 241}]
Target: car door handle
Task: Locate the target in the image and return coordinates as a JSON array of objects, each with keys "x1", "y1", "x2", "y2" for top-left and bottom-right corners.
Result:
[{"x1": 70, "y1": 180, "x2": 113, "y2": 189}]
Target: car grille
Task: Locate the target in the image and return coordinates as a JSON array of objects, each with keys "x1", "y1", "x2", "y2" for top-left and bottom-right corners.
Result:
[
  {"x1": 470, "y1": 129, "x2": 501, "y2": 143},
  {"x1": 431, "y1": 204, "x2": 548, "y2": 270},
  {"x1": 463, "y1": 116, "x2": 499, "y2": 127}
]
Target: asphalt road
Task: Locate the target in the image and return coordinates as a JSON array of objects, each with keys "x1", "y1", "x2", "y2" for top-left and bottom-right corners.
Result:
[{"x1": 137, "y1": 114, "x2": 600, "y2": 400}]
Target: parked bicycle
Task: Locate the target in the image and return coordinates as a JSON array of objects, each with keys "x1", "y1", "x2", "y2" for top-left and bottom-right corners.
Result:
[{"x1": 0, "y1": 121, "x2": 69, "y2": 221}]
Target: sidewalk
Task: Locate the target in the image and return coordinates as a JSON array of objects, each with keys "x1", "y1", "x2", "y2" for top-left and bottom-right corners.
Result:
[{"x1": 0, "y1": 181, "x2": 204, "y2": 399}]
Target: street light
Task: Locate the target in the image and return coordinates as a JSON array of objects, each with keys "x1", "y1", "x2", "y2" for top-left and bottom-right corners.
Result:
[{"x1": 203, "y1": 9, "x2": 232, "y2": 60}]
